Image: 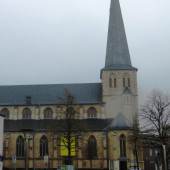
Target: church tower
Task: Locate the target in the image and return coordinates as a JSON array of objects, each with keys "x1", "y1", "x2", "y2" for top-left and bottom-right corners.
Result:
[{"x1": 101, "y1": 0, "x2": 138, "y2": 125}]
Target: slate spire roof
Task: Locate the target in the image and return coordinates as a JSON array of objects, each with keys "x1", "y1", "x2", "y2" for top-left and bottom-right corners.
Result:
[{"x1": 104, "y1": 0, "x2": 136, "y2": 70}]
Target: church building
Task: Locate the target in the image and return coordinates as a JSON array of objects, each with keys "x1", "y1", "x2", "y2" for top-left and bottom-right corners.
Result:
[{"x1": 1, "y1": 0, "x2": 144, "y2": 169}]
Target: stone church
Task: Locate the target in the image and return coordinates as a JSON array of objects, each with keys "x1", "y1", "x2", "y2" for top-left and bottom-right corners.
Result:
[{"x1": 1, "y1": 0, "x2": 144, "y2": 170}]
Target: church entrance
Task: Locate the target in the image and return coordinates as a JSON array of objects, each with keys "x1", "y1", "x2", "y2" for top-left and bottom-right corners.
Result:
[{"x1": 119, "y1": 160, "x2": 127, "y2": 170}]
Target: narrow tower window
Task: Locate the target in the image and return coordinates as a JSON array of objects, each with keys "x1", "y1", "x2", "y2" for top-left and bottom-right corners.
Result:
[
  {"x1": 123, "y1": 78, "x2": 126, "y2": 87},
  {"x1": 109, "y1": 78, "x2": 112, "y2": 88},
  {"x1": 114, "y1": 78, "x2": 117, "y2": 88},
  {"x1": 128, "y1": 78, "x2": 131, "y2": 87}
]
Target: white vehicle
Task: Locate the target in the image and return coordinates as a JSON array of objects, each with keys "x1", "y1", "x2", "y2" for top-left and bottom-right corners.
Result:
[{"x1": 0, "y1": 114, "x2": 4, "y2": 170}]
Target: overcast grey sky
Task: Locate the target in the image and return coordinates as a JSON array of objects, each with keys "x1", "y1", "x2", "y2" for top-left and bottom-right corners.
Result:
[{"x1": 0, "y1": 0, "x2": 170, "y2": 102}]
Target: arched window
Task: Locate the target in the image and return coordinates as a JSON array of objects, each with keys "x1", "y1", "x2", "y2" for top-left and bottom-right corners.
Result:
[
  {"x1": 120, "y1": 135, "x2": 126, "y2": 157},
  {"x1": 87, "y1": 107, "x2": 97, "y2": 119},
  {"x1": 40, "y1": 136, "x2": 48, "y2": 157},
  {"x1": 0, "y1": 108, "x2": 9, "y2": 119},
  {"x1": 87, "y1": 136, "x2": 97, "y2": 159},
  {"x1": 22, "y1": 108, "x2": 32, "y2": 119},
  {"x1": 44, "y1": 108, "x2": 53, "y2": 119},
  {"x1": 66, "y1": 107, "x2": 75, "y2": 119},
  {"x1": 16, "y1": 136, "x2": 25, "y2": 157}
]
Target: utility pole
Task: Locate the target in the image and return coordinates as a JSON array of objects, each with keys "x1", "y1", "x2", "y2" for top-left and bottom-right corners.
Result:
[
  {"x1": 0, "y1": 114, "x2": 4, "y2": 170},
  {"x1": 162, "y1": 144, "x2": 167, "y2": 170}
]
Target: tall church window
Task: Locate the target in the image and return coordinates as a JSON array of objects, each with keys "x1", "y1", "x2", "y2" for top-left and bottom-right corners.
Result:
[
  {"x1": 16, "y1": 136, "x2": 25, "y2": 157},
  {"x1": 120, "y1": 135, "x2": 126, "y2": 157},
  {"x1": 87, "y1": 136, "x2": 97, "y2": 159},
  {"x1": 22, "y1": 108, "x2": 32, "y2": 119},
  {"x1": 87, "y1": 107, "x2": 97, "y2": 119},
  {"x1": 109, "y1": 78, "x2": 112, "y2": 88},
  {"x1": 0, "y1": 108, "x2": 9, "y2": 119},
  {"x1": 44, "y1": 108, "x2": 53, "y2": 119},
  {"x1": 40, "y1": 136, "x2": 48, "y2": 157}
]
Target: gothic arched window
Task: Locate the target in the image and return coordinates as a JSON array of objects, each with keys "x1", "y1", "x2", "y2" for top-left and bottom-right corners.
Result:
[
  {"x1": 87, "y1": 107, "x2": 97, "y2": 119},
  {"x1": 87, "y1": 135, "x2": 97, "y2": 159},
  {"x1": 16, "y1": 136, "x2": 25, "y2": 157},
  {"x1": 22, "y1": 108, "x2": 32, "y2": 119},
  {"x1": 40, "y1": 136, "x2": 48, "y2": 157},
  {"x1": 120, "y1": 134, "x2": 126, "y2": 157},
  {"x1": 0, "y1": 108, "x2": 9, "y2": 119},
  {"x1": 44, "y1": 108, "x2": 53, "y2": 119}
]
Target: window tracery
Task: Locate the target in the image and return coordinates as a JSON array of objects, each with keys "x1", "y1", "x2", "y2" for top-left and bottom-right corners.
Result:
[
  {"x1": 87, "y1": 107, "x2": 97, "y2": 119},
  {"x1": 16, "y1": 136, "x2": 25, "y2": 157},
  {"x1": 22, "y1": 108, "x2": 32, "y2": 119},
  {"x1": 40, "y1": 135, "x2": 48, "y2": 157},
  {"x1": 44, "y1": 108, "x2": 53, "y2": 119}
]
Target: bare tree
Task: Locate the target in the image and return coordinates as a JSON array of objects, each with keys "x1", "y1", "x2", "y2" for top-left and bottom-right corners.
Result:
[
  {"x1": 140, "y1": 90, "x2": 170, "y2": 170},
  {"x1": 59, "y1": 90, "x2": 78, "y2": 165}
]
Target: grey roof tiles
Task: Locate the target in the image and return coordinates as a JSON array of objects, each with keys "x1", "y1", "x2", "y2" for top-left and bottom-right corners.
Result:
[
  {"x1": 4, "y1": 119, "x2": 113, "y2": 132},
  {"x1": 0, "y1": 83, "x2": 102, "y2": 106}
]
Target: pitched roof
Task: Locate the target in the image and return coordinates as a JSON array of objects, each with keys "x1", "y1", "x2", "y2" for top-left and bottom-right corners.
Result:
[
  {"x1": 0, "y1": 83, "x2": 102, "y2": 106},
  {"x1": 109, "y1": 113, "x2": 130, "y2": 129},
  {"x1": 4, "y1": 119, "x2": 113, "y2": 132},
  {"x1": 104, "y1": 0, "x2": 136, "y2": 71}
]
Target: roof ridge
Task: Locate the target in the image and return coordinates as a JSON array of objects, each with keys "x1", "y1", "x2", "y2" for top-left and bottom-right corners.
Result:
[{"x1": 0, "y1": 82, "x2": 101, "y2": 87}]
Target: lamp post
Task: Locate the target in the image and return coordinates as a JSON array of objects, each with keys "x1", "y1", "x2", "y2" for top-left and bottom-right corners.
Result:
[{"x1": 162, "y1": 144, "x2": 167, "y2": 170}]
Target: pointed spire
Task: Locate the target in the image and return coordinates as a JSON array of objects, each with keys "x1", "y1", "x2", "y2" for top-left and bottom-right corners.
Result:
[{"x1": 104, "y1": 0, "x2": 136, "y2": 70}]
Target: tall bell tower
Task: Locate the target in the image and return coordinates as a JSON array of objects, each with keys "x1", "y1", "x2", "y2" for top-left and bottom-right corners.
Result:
[{"x1": 101, "y1": 0, "x2": 138, "y2": 126}]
